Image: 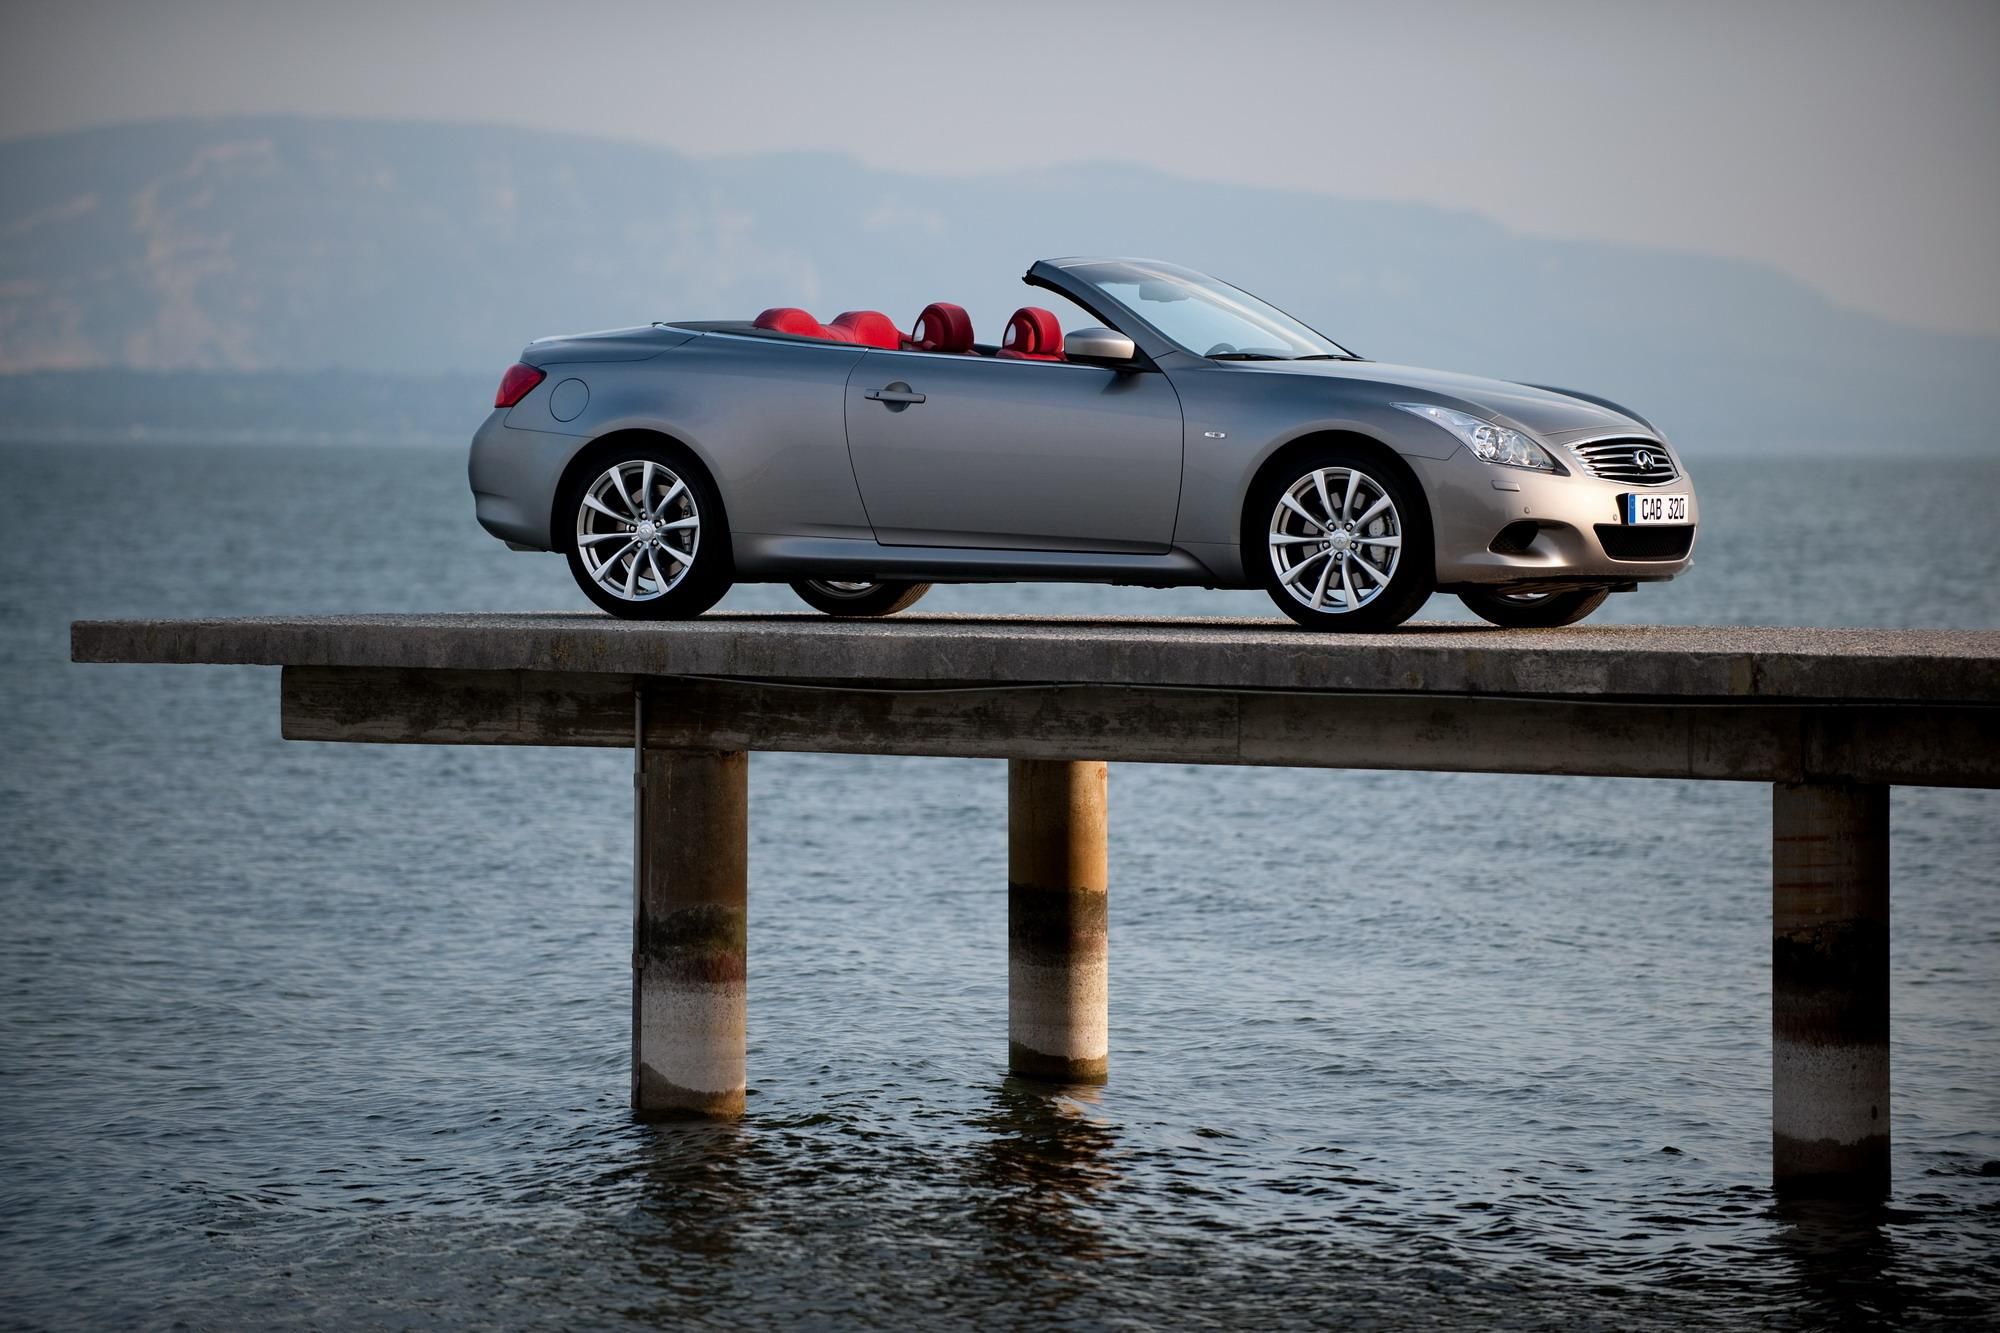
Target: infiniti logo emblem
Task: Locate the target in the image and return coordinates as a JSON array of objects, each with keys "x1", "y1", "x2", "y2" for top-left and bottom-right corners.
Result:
[{"x1": 1634, "y1": 449, "x2": 1655, "y2": 470}]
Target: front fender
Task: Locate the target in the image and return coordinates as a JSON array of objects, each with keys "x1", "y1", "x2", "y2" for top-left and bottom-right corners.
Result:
[{"x1": 1165, "y1": 362, "x2": 1461, "y2": 554}]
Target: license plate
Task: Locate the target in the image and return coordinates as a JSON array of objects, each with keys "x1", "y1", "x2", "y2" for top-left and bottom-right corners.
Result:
[{"x1": 1622, "y1": 492, "x2": 1689, "y2": 525}]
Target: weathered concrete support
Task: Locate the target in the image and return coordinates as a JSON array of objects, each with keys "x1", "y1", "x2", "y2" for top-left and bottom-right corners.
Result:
[
  {"x1": 633, "y1": 744, "x2": 748, "y2": 1118},
  {"x1": 1773, "y1": 781, "x2": 1889, "y2": 1195},
  {"x1": 1008, "y1": 759, "x2": 1109, "y2": 1083},
  {"x1": 277, "y1": 664, "x2": 2000, "y2": 790}
]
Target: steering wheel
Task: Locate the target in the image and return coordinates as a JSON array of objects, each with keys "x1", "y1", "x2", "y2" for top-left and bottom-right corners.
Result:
[{"x1": 1205, "y1": 343, "x2": 1237, "y2": 357}]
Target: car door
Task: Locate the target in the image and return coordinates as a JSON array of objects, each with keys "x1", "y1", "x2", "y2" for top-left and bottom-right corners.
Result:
[{"x1": 842, "y1": 351, "x2": 1184, "y2": 552}]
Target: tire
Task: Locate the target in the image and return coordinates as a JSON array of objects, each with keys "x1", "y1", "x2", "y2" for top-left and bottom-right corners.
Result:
[
  {"x1": 789, "y1": 580, "x2": 932, "y2": 617},
  {"x1": 1251, "y1": 445, "x2": 1433, "y2": 631},
  {"x1": 1458, "y1": 586, "x2": 1609, "y2": 628},
  {"x1": 560, "y1": 444, "x2": 731, "y2": 619}
]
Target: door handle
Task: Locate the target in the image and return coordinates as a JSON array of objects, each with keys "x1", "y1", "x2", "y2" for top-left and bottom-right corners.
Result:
[{"x1": 865, "y1": 384, "x2": 926, "y2": 406}]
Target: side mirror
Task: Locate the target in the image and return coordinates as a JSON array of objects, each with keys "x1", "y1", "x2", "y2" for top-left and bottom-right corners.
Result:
[{"x1": 1065, "y1": 327, "x2": 1139, "y2": 366}]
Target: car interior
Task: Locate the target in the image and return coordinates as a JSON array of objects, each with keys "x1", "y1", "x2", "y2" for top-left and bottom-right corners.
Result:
[{"x1": 745, "y1": 302, "x2": 1069, "y2": 361}]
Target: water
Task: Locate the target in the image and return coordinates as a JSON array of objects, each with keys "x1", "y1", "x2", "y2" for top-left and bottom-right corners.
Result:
[{"x1": 2, "y1": 442, "x2": 1997, "y2": 1330}]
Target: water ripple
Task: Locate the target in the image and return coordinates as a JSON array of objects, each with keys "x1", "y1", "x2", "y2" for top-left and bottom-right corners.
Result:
[{"x1": 1, "y1": 443, "x2": 1996, "y2": 1329}]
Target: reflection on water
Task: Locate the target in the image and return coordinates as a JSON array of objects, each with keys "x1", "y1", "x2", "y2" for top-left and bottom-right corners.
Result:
[
  {"x1": 967, "y1": 1081, "x2": 1120, "y2": 1268},
  {"x1": 1770, "y1": 1199, "x2": 1908, "y2": 1331},
  {"x1": 624, "y1": 1121, "x2": 756, "y2": 1268},
  {"x1": 1, "y1": 442, "x2": 1997, "y2": 1329}
]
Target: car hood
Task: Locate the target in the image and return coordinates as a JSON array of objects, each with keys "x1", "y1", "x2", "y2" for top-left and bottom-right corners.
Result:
[{"x1": 1242, "y1": 358, "x2": 1647, "y2": 437}]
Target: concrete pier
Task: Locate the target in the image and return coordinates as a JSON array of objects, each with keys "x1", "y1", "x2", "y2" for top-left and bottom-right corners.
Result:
[
  {"x1": 1772, "y1": 781, "x2": 1890, "y2": 1194},
  {"x1": 70, "y1": 613, "x2": 2000, "y2": 1191},
  {"x1": 633, "y1": 745, "x2": 748, "y2": 1118},
  {"x1": 1008, "y1": 760, "x2": 1109, "y2": 1083}
]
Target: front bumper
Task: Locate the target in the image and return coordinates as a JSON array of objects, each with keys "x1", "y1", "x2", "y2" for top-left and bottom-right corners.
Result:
[{"x1": 1409, "y1": 440, "x2": 1699, "y2": 587}]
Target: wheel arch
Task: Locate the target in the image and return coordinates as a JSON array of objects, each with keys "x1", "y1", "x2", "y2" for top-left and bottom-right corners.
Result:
[
  {"x1": 551, "y1": 428, "x2": 735, "y2": 574},
  {"x1": 1238, "y1": 429, "x2": 1436, "y2": 579}
]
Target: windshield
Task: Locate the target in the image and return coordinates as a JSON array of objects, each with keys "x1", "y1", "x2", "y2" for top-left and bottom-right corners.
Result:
[{"x1": 1062, "y1": 260, "x2": 1354, "y2": 361}]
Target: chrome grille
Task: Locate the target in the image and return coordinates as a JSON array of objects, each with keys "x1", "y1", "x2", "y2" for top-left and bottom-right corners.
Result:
[{"x1": 1569, "y1": 438, "x2": 1679, "y2": 485}]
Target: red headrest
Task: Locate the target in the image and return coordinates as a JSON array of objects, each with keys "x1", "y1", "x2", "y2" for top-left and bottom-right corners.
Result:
[
  {"x1": 753, "y1": 307, "x2": 825, "y2": 338},
  {"x1": 828, "y1": 310, "x2": 902, "y2": 350},
  {"x1": 910, "y1": 302, "x2": 974, "y2": 354},
  {"x1": 998, "y1": 306, "x2": 1064, "y2": 361}
]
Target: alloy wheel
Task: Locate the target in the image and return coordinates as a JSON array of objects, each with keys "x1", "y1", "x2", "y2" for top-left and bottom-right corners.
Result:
[
  {"x1": 1267, "y1": 466, "x2": 1404, "y2": 614},
  {"x1": 574, "y1": 460, "x2": 701, "y2": 601}
]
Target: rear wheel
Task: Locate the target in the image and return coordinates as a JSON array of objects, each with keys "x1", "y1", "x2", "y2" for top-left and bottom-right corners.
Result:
[
  {"x1": 1458, "y1": 586, "x2": 1609, "y2": 628},
  {"x1": 789, "y1": 579, "x2": 932, "y2": 617},
  {"x1": 1252, "y1": 447, "x2": 1433, "y2": 631},
  {"x1": 561, "y1": 447, "x2": 730, "y2": 619}
]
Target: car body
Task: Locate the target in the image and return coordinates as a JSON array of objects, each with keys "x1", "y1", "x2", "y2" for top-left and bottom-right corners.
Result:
[{"x1": 469, "y1": 257, "x2": 1697, "y2": 628}]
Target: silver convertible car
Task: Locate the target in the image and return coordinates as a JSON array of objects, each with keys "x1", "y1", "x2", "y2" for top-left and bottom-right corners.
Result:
[{"x1": 469, "y1": 258, "x2": 1696, "y2": 629}]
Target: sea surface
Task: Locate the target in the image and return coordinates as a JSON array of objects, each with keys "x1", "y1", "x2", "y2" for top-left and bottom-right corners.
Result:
[{"x1": 1, "y1": 442, "x2": 1997, "y2": 1330}]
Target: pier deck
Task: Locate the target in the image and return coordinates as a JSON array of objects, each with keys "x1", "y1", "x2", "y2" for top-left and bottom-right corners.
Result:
[{"x1": 72, "y1": 613, "x2": 2000, "y2": 1194}]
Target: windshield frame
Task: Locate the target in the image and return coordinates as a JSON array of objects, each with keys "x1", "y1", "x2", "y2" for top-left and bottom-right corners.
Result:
[{"x1": 1036, "y1": 258, "x2": 1358, "y2": 362}]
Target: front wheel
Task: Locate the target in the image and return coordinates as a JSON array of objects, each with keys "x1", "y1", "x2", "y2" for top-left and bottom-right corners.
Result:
[
  {"x1": 789, "y1": 580, "x2": 932, "y2": 617},
  {"x1": 1252, "y1": 448, "x2": 1433, "y2": 631},
  {"x1": 561, "y1": 448, "x2": 731, "y2": 619},
  {"x1": 1458, "y1": 586, "x2": 1609, "y2": 628}
]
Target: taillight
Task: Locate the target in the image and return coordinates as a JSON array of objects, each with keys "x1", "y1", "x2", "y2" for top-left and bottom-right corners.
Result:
[{"x1": 494, "y1": 362, "x2": 545, "y2": 408}]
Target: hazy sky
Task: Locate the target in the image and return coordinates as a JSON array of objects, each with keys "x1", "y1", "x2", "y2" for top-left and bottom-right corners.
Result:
[{"x1": 4, "y1": 0, "x2": 1995, "y2": 336}]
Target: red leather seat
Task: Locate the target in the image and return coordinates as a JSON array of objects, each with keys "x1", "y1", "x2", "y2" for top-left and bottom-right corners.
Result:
[
  {"x1": 909, "y1": 302, "x2": 975, "y2": 354},
  {"x1": 753, "y1": 307, "x2": 827, "y2": 338},
  {"x1": 827, "y1": 310, "x2": 902, "y2": 350},
  {"x1": 997, "y1": 307, "x2": 1064, "y2": 361}
]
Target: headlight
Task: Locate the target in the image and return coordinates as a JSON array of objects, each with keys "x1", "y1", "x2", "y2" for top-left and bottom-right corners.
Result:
[{"x1": 1393, "y1": 403, "x2": 1558, "y2": 471}]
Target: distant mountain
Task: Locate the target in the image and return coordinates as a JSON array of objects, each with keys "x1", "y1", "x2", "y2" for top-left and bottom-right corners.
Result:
[{"x1": 2, "y1": 116, "x2": 1994, "y2": 452}]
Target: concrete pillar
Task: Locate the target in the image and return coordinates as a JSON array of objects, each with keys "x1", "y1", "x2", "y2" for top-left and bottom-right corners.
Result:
[
  {"x1": 1773, "y1": 780, "x2": 1889, "y2": 1195},
  {"x1": 1008, "y1": 759, "x2": 1109, "y2": 1084},
  {"x1": 633, "y1": 746, "x2": 748, "y2": 1119}
]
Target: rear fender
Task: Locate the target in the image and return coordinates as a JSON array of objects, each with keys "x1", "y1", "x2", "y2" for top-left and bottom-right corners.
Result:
[{"x1": 543, "y1": 333, "x2": 874, "y2": 543}]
